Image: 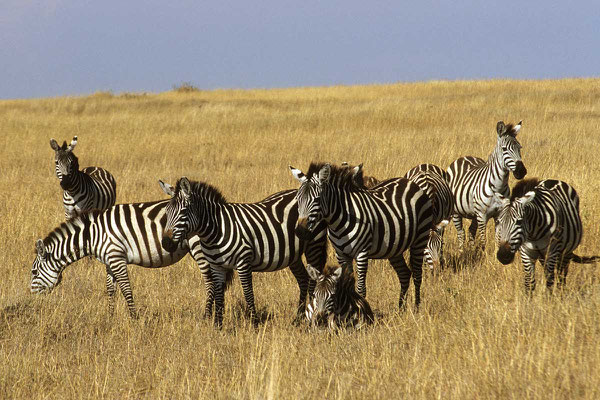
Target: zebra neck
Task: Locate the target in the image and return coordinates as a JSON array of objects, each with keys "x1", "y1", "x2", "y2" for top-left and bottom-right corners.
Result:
[
  {"x1": 485, "y1": 149, "x2": 510, "y2": 193},
  {"x1": 61, "y1": 169, "x2": 87, "y2": 193},
  {"x1": 46, "y1": 217, "x2": 93, "y2": 266},
  {"x1": 193, "y1": 202, "x2": 226, "y2": 243},
  {"x1": 326, "y1": 190, "x2": 370, "y2": 232}
]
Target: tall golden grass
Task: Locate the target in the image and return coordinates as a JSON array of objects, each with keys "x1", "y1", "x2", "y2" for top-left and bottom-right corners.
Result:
[{"x1": 1, "y1": 79, "x2": 600, "y2": 399}]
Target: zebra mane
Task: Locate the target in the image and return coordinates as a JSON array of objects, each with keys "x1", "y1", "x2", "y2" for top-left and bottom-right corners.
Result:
[
  {"x1": 41, "y1": 215, "x2": 91, "y2": 248},
  {"x1": 306, "y1": 162, "x2": 366, "y2": 190},
  {"x1": 178, "y1": 179, "x2": 227, "y2": 204},
  {"x1": 510, "y1": 178, "x2": 540, "y2": 201}
]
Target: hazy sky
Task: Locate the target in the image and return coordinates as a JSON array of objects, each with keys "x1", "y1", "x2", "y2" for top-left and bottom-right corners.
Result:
[{"x1": 1, "y1": 1, "x2": 598, "y2": 99}]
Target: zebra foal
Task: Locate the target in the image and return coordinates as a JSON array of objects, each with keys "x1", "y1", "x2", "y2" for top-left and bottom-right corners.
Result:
[
  {"x1": 493, "y1": 178, "x2": 599, "y2": 292},
  {"x1": 305, "y1": 263, "x2": 374, "y2": 330},
  {"x1": 50, "y1": 136, "x2": 117, "y2": 220}
]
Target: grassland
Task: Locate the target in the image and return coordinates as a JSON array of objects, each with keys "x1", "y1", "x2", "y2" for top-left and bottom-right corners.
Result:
[{"x1": 1, "y1": 79, "x2": 600, "y2": 399}]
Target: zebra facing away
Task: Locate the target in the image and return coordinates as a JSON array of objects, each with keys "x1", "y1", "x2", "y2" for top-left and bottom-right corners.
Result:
[
  {"x1": 50, "y1": 136, "x2": 117, "y2": 220},
  {"x1": 290, "y1": 162, "x2": 433, "y2": 310},
  {"x1": 31, "y1": 197, "x2": 233, "y2": 319},
  {"x1": 492, "y1": 178, "x2": 600, "y2": 293},
  {"x1": 160, "y1": 177, "x2": 327, "y2": 328},
  {"x1": 404, "y1": 163, "x2": 454, "y2": 271},
  {"x1": 305, "y1": 263, "x2": 374, "y2": 330},
  {"x1": 447, "y1": 121, "x2": 527, "y2": 250}
]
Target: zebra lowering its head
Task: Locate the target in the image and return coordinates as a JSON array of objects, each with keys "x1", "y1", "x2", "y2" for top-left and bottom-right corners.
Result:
[
  {"x1": 31, "y1": 198, "x2": 233, "y2": 319},
  {"x1": 50, "y1": 136, "x2": 117, "y2": 220},
  {"x1": 160, "y1": 177, "x2": 327, "y2": 328},
  {"x1": 447, "y1": 121, "x2": 527, "y2": 250},
  {"x1": 305, "y1": 263, "x2": 374, "y2": 330},
  {"x1": 290, "y1": 162, "x2": 433, "y2": 310},
  {"x1": 404, "y1": 163, "x2": 454, "y2": 271},
  {"x1": 492, "y1": 178, "x2": 600, "y2": 293}
]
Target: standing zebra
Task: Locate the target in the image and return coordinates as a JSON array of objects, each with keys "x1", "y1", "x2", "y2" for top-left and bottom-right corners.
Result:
[
  {"x1": 404, "y1": 163, "x2": 454, "y2": 271},
  {"x1": 305, "y1": 263, "x2": 374, "y2": 330},
  {"x1": 31, "y1": 198, "x2": 233, "y2": 318},
  {"x1": 447, "y1": 121, "x2": 527, "y2": 249},
  {"x1": 50, "y1": 136, "x2": 117, "y2": 220},
  {"x1": 290, "y1": 163, "x2": 433, "y2": 310},
  {"x1": 340, "y1": 161, "x2": 380, "y2": 188},
  {"x1": 160, "y1": 177, "x2": 327, "y2": 328},
  {"x1": 492, "y1": 178, "x2": 599, "y2": 292}
]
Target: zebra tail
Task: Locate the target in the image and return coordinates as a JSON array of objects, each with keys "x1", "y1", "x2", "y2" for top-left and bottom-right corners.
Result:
[
  {"x1": 224, "y1": 269, "x2": 236, "y2": 291},
  {"x1": 571, "y1": 254, "x2": 600, "y2": 264}
]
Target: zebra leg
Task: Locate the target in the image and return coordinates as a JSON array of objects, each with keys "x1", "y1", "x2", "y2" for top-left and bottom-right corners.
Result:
[
  {"x1": 354, "y1": 253, "x2": 369, "y2": 299},
  {"x1": 468, "y1": 218, "x2": 478, "y2": 241},
  {"x1": 474, "y1": 214, "x2": 488, "y2": 251},
  {"x1": 105, "y1": 265, "x2": 117, "y2": 316},
  {"x1": 452, "y1": 214, "x2": 466, "y2": 248},
  {"x1": 109, "y1": 261, "x2": 138, "y2": 319},
  {"x1": 409, "y1": 246, "x2": 425, "y2": 309},
  {"x1": 211, "y1": 267, "x2": 228, "y2": 329},
  {"x1": 389, "y1": 255, "x2": 411, "y2": 311},
  {"x1": 188, "y1": 236, "x2": 215, "y2": 318},
  {"x1": 288, "y1": 260, "x2": 310, "y2": 324},
  {"x1": 520, "y1": 250, "x2": 537, "y2": 294},
  {"x1": 556, "y1": 254, "x2": 571, "y2": 290},
  {"x1": 236, "y1": 263, "x2": 258, "y2": 326},
  {"x1": 543, "y1": 250, "x2": 561, "y2": 293}
]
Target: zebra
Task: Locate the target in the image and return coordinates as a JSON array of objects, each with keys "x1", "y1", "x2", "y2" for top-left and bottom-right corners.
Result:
[
  {"x1": 447, "y1": 121, "x2": 527, "y2": 250},
  {"x1": 305, "y1": 262, "x2": 374, "y2": 330},
  {"x1": 492, "y1": 178, "x2": 600, "y2": 293},
  {"x1": 31, "y1": 196, "x2": 233, "y2": 319},
  {"x1": 50, "y1": 136, "x2": 117, "y2": 220},
  {"x1": 160, "y1": 177, "x2": 327, "y2": 328},
  {"x1": 290, "y1": 162, "x2": 433, "y2": 310},
  {"x1": 340, "y1": 161, "x2": 380, "y2": 188},
  {"x1": 404, "y1": 163, "x2": 454, "y2": 271}
]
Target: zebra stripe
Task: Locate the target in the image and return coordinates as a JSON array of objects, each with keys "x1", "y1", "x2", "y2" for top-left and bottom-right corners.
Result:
[
  {"x1": 31, "y1": 199, "x2": 232, "y2": 318},
  {"x1": 50, "y1": 136, "x2": 117, "y2": 220},
  {"x1": 447, "y1": 121, "x2": 527, "y2": 249},
  {"x1": 291, "y1": 162, "x2": 433, "y2": 310},
  {"x1": 160, "y1": 177, "x2": 327, "y2": 328},
  {"x1": 405, "y1": 163, "x2": 454, "y2": 271},
  {"x1": 305, "y1": 263, "x2": 374, "y2": 330},
  {"x1": 493, "y1": 178, "x2": 599, "y2": 292}
]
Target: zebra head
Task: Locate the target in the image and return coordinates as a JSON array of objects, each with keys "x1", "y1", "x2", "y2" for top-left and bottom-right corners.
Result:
[
  {"x1": 50, "y1": 136, "x2": 79, "y2": 189},
  {"x1": 290, "y1": 164, "x2": 333, "y2": 241},
  {"x1": 161, "y1": 177, "x2": 197, "y2": 253},
  {"x1": 493, "y1": 191, "x2": 535, "y2": 265},
  {"x1": 31, "y1": 239, "x2": 63, "y2": 293},
  {"x1": 496, "y1": 121, "x2": 527, "y2": 180},
  {"x1": 425, "y1": 219, "x2": 449, "y2": 270},
  {"x1": 305, "y1": 264, "x2": 343, "y2": 328}
]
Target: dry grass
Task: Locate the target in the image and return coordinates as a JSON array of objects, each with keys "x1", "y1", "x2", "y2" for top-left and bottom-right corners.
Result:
[{"x1": 1, "y1": 78, "x2": 600, "y2": 399}]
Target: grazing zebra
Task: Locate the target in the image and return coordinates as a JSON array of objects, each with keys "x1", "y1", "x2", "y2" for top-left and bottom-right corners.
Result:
[
  {"x1": 50, "y1": 136, "x2": 117, "y2": 220},
  {"x1": 340, "y1": 161, "x2": 380, "y2": 188},
  {"x1": 290, "y1": 162, "x2": 433, "y2": 310},
  {"x1": 447, "y1": 121, "x2": 527, "y2": 249},
  {"x1": 31, "y1": 198, "x2": 233, "y2": 318},
  {"x1": 305, "y1": 263, "x2": 374, "y2": 330},
  {"x1": 405, "y1": 163, "x2": 454, "y2": 270},
  {"x1": 492, "y1": 178, "x2": 600, "y2": 292},
  {"x1": 160, "y1": 177, "x2": 327, "y2": 328}
]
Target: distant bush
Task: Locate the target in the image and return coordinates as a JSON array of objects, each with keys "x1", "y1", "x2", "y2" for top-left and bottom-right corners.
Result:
[{"x1": 172, "y1": 82, "x2": 201, "y2": 93}]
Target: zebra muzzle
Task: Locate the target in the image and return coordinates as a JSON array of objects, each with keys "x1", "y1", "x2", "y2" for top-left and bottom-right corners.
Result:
[
  {"x1": 513, "y1": 161, "x2": 527, "y2": 180},
  {"x1": 496, "y1": 242, "x2": 515, "y2": 265},
  {"x1": 295, "y1": 217, "x2": 314, "y2": 241},
  {"x1": 162, "y1": 230, "x2": 178, "y2": 253}
]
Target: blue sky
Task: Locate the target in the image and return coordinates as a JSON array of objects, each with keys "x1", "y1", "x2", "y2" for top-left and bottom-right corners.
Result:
[{"x1": 1, "y1": 1, "x2": 598, "y2": 99}]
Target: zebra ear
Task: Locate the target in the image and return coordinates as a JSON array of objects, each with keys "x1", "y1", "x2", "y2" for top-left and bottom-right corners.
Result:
[
  {"x1": 340, "y1": 161, "x2": 349, "y2": 167},
  {"x1": 305, "y1": 264, "x2": 322, "y2": 281},
  {"x1": 435, "y1": 219, "x2": 450, "y2": 231},
  {"x1": 517, "y1": 190, "x2": 536, "y2": 205},
  {"x1": 178, "y1": 177, "x2": 192, "y2": 199},
  {"x1": 289, "y1": 166, "x2": 307, "y2": 183},
  {"x1": 512, "y1": 120, "x2": 523, "y2": 135},
  {"x1": 332, "y1": 266, "x2": 343, "y2": 280},
  {"x1": 496, "y1": 121, "x2": 506, "y2": 136},
  {"x1": 158, "y1": 180, "x2": 175, "y2": 197},
  {"x1": 35, "y1": 239, "x2": 46, "y2": 257},
  {"x1": 67, "y1": 136, "x2": 78, "y2": 152},
  {"x1": 352, "y1": 163, "x2": 363, "y2": 176},
  {"x1": 318, "y1": 164, "x2": 331, "y2": 184},
  {"x1": 50, "y1": 139, "x2": 60, "y2": 151}
]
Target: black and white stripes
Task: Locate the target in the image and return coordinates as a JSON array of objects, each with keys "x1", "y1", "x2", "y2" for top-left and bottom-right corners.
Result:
[
  {"x1": 447, "y1": 121, "x2": 527, "y2": 248},
  {"x1": 50, "y1": 136, "x2": 117, "y2": 220},
  {"x1": 493, "y1": 178, "x2": 599, "y2": 292}
]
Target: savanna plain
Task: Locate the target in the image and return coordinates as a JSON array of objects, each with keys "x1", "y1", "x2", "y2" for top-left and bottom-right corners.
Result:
[{"x1": 1, "y1": 79, "x2": 600, "y2": 399}]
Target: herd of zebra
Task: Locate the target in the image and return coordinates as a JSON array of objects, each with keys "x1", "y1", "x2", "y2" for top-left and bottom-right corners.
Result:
[{"x1": 31, "y1": 121, "x2": 599, "y2": 330}]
